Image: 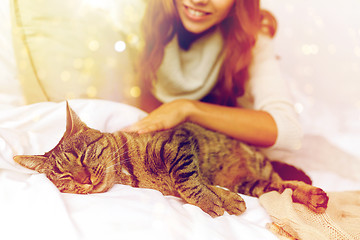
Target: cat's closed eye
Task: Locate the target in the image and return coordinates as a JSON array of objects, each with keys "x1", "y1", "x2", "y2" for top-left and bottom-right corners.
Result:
[{"x1": 58, "y1": 173, "x2": 73, "y2": 179}]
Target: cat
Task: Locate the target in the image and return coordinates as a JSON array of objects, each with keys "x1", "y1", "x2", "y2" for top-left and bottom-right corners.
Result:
[{"x1": 14, "y1": 102, "x2": 328, "y2": 217}]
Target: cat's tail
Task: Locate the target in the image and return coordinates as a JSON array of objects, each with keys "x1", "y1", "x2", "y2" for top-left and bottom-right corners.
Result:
[{"x1": 270, "y1": 160, "x2": 312, "y2": 185}]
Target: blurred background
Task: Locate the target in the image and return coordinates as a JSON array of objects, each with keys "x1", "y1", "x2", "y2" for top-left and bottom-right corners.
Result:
[{"x1": 262, "y1": 0, "x2": 360, "y2": 156}]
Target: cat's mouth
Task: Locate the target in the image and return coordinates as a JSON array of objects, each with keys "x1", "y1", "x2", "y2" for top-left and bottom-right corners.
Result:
[
  {"x1": 89, "y1": 182, "x2": 108, "y2": 193},
  {"x1": 58, "y1": 182, "x2": 108, "y2": 194},
  {"x1": 53, "y1": 168, "x2": 111, "y2": 194},
  {"x1": 88, "y1": 174, "x2": 112, "y2": 193},
  {"x1": 57, "y1": 181, "x2": 93, "y2": 194},
  {"x1": 73, "y1": 169, "x2": 108, "y2": 193},
  {"x1": 55, "y1": 176, "x2": 105, "y2": 194}
]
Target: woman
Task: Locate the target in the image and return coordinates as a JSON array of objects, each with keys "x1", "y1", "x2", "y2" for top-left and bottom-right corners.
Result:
[{"x1": 128, "y1": 0, "x2": 302, "y2": 151}]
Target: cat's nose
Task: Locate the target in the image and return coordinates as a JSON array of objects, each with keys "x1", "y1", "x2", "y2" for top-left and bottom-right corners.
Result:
[
  {"x1": 79, "y1": 175, "x2": 91, "y2": 184},
  {"x1": 74, "y1": 170, "x2": 92, "y2": 184}
]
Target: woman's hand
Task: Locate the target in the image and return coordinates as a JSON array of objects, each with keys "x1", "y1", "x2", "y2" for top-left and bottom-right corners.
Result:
[{"x1": 125, "y1": 99, "x2": 194, "y2": 134}]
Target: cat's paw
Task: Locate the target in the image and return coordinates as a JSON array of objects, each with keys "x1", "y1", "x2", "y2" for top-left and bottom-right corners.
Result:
[
  {"x1": 197, "y1": 194, "x2": 225, "y2": 217},
  {"x1": 222, "y1": 192, "x2": 246, "y2": 215},
  {"x1": 292, "y1": 186, "x2": 329, "y2": 213},
  {"x1": 209, "y1": 186, "x2": 246, "y2": 216},
  {"x1": 305, "y1": 187, "x2": 329, "y2": 213}
]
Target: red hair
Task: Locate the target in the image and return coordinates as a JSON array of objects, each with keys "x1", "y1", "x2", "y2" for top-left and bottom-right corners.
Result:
[{"x1": 138, "y1": 0, "x2": 277, "y2": 106}]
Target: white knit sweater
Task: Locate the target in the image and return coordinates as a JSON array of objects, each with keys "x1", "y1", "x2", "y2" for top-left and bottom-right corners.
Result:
[{"x1": 153, "y1": 29, "x2": 303, "y2": 151}]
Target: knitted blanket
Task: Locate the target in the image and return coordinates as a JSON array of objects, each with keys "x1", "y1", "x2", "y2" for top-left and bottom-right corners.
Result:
[{"x1": 260, "y1": 189, "x2": 360, "y2": 240}]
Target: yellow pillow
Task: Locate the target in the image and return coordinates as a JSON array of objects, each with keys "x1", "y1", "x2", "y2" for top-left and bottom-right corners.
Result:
[{"x1": 10, "y1": 0, "x2": 145, "y2": 104}]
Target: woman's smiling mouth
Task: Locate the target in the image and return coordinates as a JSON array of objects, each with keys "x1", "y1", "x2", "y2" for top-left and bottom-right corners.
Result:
[
  {"x1": 175, "y1": 0, "x2": 235, "y2": 34},
  {"x1": 184, "y1": 5, "x2": 211, "y2": 20}
]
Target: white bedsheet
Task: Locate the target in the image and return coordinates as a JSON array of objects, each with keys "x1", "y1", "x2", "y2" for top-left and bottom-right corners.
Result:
[
  {"x1": 1, "y1": 99, "x2": 360, "y2": 240},
  {"x1": 0, "y1": 100, "x2": 277, "y2": 240}
]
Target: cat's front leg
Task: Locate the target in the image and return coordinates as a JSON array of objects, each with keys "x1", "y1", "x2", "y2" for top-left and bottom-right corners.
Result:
[
  {"x1": 174, "y1": 178, "x2": 225, "y2": 217},
  {"x1": 168, "y1": 153, "x2": 224, "y2": 216},
  {"x1": 168, "y1": 152, "x2": 246, "y2": 216}
]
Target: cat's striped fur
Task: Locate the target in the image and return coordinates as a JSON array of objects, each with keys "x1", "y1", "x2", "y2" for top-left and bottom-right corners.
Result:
[{"x1": 14, "y1": 103, "x2": 328, "y2": 217}]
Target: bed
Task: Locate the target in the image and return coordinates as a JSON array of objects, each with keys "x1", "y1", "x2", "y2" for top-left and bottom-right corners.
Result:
[{"x1": 1, "y1": 0, "x2": 360, "y2": 240}]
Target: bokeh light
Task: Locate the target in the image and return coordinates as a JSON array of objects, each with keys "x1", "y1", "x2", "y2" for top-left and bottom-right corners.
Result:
[
  {"x1": 130, "y1": 86, "x2": 141, "y2": 98},
  {"x1": 114, "y1": 41, "x2": 126, "y2": 52}
]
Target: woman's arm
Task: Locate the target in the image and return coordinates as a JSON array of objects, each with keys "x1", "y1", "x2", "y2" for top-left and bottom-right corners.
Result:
[
  {"x1": 127, "y1": 98, "x2": 277, "y2": 147},
  {"x1": 188, "y1": 100, "x2": 277, "y2": 147}
]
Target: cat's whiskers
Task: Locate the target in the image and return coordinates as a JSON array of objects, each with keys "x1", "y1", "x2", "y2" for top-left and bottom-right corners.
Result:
[
  {"x1": 105, "y1": 162, "x2": 121, "y2": 170},
  {"x1": 106, "y1": 147, "x2": 137, "y2": 166},
  {"x1": 105, "y1": 157, "x2": 132, "y2": 169},
  {"x1": 106, "y1": 151, "x2": 129, "y2": 167},
  {"x1": 107, "y1": 149, "x2": 131, "y2": 162},
  {"x1": 104, "y1": 157, "x2": 133, "y2": 171},
  {"x1": 105, "y1": 139, "x2": 129, "y2": 159},
  {"x1": 104, "y1": 143, "x2": 132, "y2": 166}
]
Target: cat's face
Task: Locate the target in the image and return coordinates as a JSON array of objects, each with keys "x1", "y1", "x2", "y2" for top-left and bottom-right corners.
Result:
[{"x1": 14, "y1": 103, "x2": 116, "y2": 194}]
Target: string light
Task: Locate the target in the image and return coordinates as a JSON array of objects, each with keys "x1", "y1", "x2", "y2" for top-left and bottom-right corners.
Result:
[
  {"x1": 294, "y1": 103, "x2": 304, "y2": 114},
  {"x1": 130, "y1": 86, "x2": 141, "y2": 98},
  {"x1": 301, "y1": 44, "x2": 319, "y2": 55},
  {"x1": 114, "y1": 41, "x2": 126, "y2": 52},
  {"x1": 127, "y1": 33, "x2": 140, "y2": 47},
  {"x1": 88, "y1": 40, "x2": 100, "y2": 51}
]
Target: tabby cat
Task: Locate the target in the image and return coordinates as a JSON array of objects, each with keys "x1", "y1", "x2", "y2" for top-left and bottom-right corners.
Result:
[{"x1": 14, "y1": 102, "x2": 328, "y2": 217}]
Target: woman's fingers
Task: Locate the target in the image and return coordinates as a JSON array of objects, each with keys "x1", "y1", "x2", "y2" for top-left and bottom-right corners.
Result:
[
  {"x1": 123, "y1": 99, "x2": 194, "y2": 134},
  {"x1": 123, "y1": 117, "x2": 165, "y2": 133}
]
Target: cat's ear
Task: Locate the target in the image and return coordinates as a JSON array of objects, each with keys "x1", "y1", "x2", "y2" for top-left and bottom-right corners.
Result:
[
  {"x1": 65, "y1": 101, "x2": 89, "y2": 136},
  {"x1": 13, "y1": 155, "x2": 47, "y2": 172}
]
